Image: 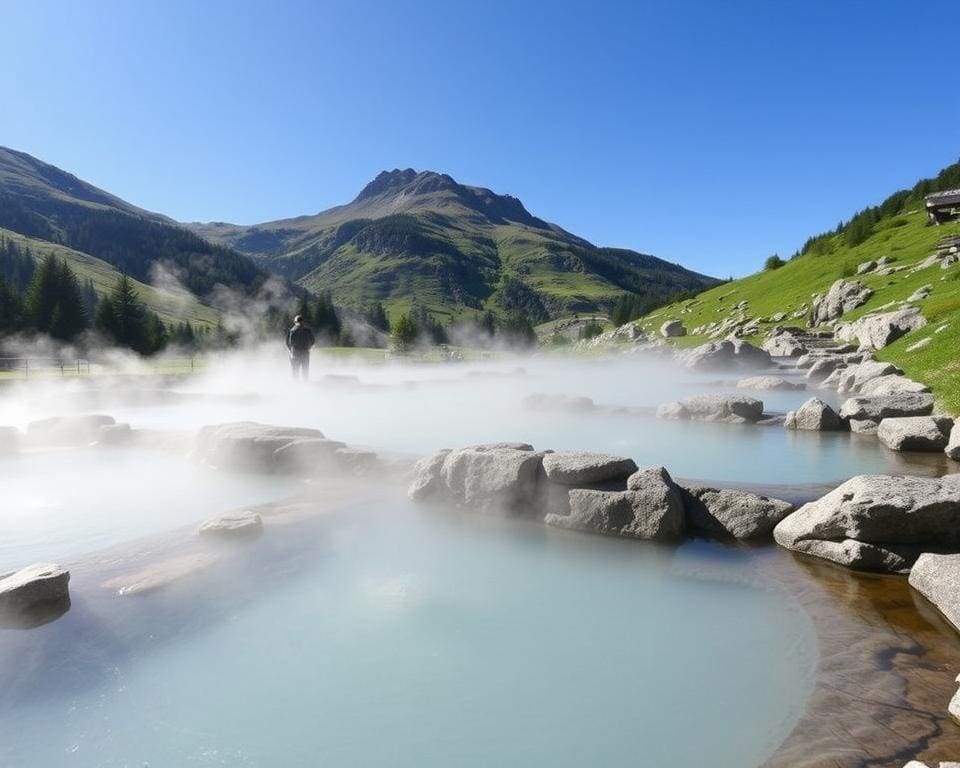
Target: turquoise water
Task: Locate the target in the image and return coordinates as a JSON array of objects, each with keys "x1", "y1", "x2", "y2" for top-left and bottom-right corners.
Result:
[
  {"x1": 0, "y1": 448, "x2": 299, "y2": 570},
  {"x1": 0, "y1": 504, "x2": 817, "y2": 767}
]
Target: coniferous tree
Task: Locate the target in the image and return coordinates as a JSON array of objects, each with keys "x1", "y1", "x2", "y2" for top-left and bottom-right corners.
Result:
[
  {"x1": 24, "y1": 256, "x2": 88, "y2": 341},
  {"x1": 391, "y1": 313, "x2": 417, "y2": 352},
  {"x1": 146, "y1": 312, "x2": 169, "y2": 353},
  {"x1": 96, "y1": 274, "x2": 151, "y2": 353},
  {"x1": 0, "y1": 274, "x2": 24, "y2": 334},
  {"x1": 365, "y1": 301, "x2": 390, "y2": 333}
]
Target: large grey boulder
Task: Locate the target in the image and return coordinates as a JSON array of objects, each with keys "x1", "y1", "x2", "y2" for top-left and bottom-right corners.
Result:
[
  {"x1": 675, "y1": 340, "x2": 771, "y2": 371},
  {"x1": 761, "y1": 333, "x2": 806, "y2": 357},
  {"x1": 681, "y1": 486, "x2": 793, "y2": 539},
  {"x1": 850, "y1": 360, "x2": 901, "y2": 391},
  {"x1": 0, "y1": 563, "x2": 70, "y2": 612},
  {"x1": 810, "y1": 279, "x2": 872, "y2": 326},
  {"x1": 877, "y1": 416, "x2": 954, "y2": 452},
  {"x1": 422, "y1": 443, "x2": 545, "y2": 515},
  {"x1": 836, "y1": 307, "x2": 927, "y2": 350},
  {"x1": 773, "y1": 474, "x2": 960, "y2": 572},
  {"x1": 858, "y1": 375, "x2": 930, "y2": 396},
  {"x1": 541, "y1": 451, "x2": 637, "y2": 486},
  {"x1": 194, "y1": 422, "x2": 327, "y2": 472},
  {"x1": 736, "y1": 376, "x2": 805, "y2": 391},
  {"x1": 948, "y1": 424, "x2": 960, "y2": 462},
  {"x1": 909, "y1": 553, "x2": 960, "y2": 634},
  {"x1": 660, "y1": 320, "x2": 686, "y2": 338},
  {"x1": 546, "y1": 466, "x2": 684, "y2": 539},
  {"x1": 656, "y1": 394, "x2": 764, "y2": 424},
  {"x1": 805, "y1": 357, "x2": 845, "y2": 382},
  {"x1": 26, "y1": 414, "x2": 116, "y2": 447},
  {"x1": 784, "y1": 398, "x2": 844, "y2": 431},
  {"x1": 839, "y1": 392, "x2": 935, "y2": 421},
  {"x1": 408, "y1": 449, "x2": 452, "y2": 501},
  {"x1": 199, "y1": 510, "x2": 263, "y2": 539}
]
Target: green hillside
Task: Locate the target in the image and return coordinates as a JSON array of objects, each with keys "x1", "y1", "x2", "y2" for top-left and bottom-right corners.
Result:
[
  {"x1": 187, "y1": 169, "x2": 718, "y2": 322},
  {"x1": 0, "y1": 227, "x2": 220, "y2": 329},
  {"x1": 631, "y1": 161, "x2": 960, "y2": 412}
]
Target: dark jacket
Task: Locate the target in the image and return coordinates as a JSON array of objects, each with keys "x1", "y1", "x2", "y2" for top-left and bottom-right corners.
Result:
[{"x1": 287, "y1": 324, "x2": 316, "y2": 354}]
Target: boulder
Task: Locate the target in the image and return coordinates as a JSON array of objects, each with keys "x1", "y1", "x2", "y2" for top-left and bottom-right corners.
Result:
[
  {"x1": 681, "y1": 486, "x2": 793, "y2": 539},
  {"x1": 436, "y1": 444, "x2": 544, "y2": 514},
  {"x1": 194, "y1": 422, "x2": 327, "y2": 472},
  {"x1": 675, "y1": 340, "x2": 772, "y2": 372},
  {"x1": 656, "y1": 394, "x2": 764, "y2": 424},
  {"x1": 334, "y1": 447, "x2": 379, "y2": 475},
  {"x1": 273, "y1": 437, "x2": 347, "y2": 473},
  {"x1": 856, "y1": 260, "x2": 877, "y2": 275},
  {"x1": 810, "y1": 279, "x2": 873, "y2": 326},
  {"x1": 660, "y1": 320, "x2": 686, "y2": 338},
  {"x1": 522, "y1": 393, "x2": 596, "y2": 412},
  {"x1": 907, "y1": 284, "x2": 933, "y2": 302},
  {"x1": 0, "y1": 563, "x2": 70, "y2": 612},
  {"x1": 858, "y1": 375, "x2": 930, "y2": 396},
  {"x1": 541, "y1": 451, "x2": 638, "y2": 486},
  {"x1": 805, "y1": 357, "x2": 845, "y2": 382},
  {"x1": 408, "y1": 449, "x2": 452, "y2": 501},
  {"x1": 761, "y1": 334, "x2": 806, "y2": 357},
  {"x1": 948, "y1": 424, "x2": 960, "y2": 462},
  {"x1": 850, "y1": 360, "x2": 901, "y2": 391},
  {"x1": 909, "y1": 553, "x2": 960, "y2": 634},
  {"x1": 849, "y1": 419, "x2": 879, "y2": 435},
  {"x1": 199, "y1": 510, "x2": 263, "y2": 539},
  {"x1": 877, "y1": 416, "x2": 954, "y2": 452},
  {"x1": 839, "y1": 392, "x2": 935, "y2": 421},
  {"x1": 546, "y1": 466, "x2": 684, "y2": 539},
  {"x1": 784, "y1": 398, "x2": 844, "y2": 431},
  {"x1": 952, "y1": 676, "x2": 960, "y2": 727},
  {"x1": 736, "y1": 376, "x2": 805, "y2": 391},
  {"x1": 836, "y1": 307, "x2": 927, "y2": 350},
  {"x1": 0, "y1": 426, "x2": 20, "y2": 454},
  {"x1": 26, "y1": 414, "x2": 116, "y2": 447},
  {"x1": 773, "y1": 474, "x2": 960, "y2": 572}
]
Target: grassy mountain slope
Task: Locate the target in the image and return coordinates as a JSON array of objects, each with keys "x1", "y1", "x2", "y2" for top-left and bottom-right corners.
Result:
[
  {"x1": 188, "y1": 169, "x2": 718, "y2": 321},
  {"x1": 0, "y1": 227, "x2": 220, "y2": 328},
  {"x1": 0, "y1": 147, "x2": 266, "y2": 301},
  {"x1": 631, "y1": 162, "x2": 960, "y2": 412}
]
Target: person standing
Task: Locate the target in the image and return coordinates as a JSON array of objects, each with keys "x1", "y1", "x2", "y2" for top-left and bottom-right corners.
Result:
[{"x1": 286, "y1": 314, "x2": 316, "y2": 380}]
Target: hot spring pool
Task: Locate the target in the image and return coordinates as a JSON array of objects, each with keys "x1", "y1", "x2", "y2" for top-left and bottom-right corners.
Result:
[
  {"x1": 0, "y1": 447, "x2": 299, "y2": 570},
  {"x1": 0, "y1": 502, "x2": 818, "y2": 767}
]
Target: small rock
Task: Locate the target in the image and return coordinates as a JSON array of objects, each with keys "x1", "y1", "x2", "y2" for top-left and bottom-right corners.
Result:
[
  {"x1": 199, "y1": 510, "x2": 263, "y2": 539},
  {"x1": 906, "y1": 337, "x2": 932, "y2": 352}
]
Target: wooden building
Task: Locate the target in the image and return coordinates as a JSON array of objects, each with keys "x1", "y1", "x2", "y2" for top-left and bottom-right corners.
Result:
[{"x1": 925, "y1": 189, "x2": 960, "y2": 224}]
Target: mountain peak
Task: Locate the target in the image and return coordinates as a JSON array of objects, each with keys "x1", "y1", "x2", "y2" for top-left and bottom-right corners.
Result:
[{"x1": 355, "y1": 168, "x2": 457, "y2": 202}]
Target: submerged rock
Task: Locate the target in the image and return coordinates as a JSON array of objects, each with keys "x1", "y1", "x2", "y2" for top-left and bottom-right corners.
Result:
[
  {"x1": 0, "y1": 563, "x2": 70, "y2": 613},
  {"x1": 541, "y1": 451, "x2": 637, "y2": 486},
  {"x1": 909, "y1": 553, "x2": 960, "y2": 635},
  {"x1": 784, "y1": 398, "x2": 844, "y2": 431},
  {"x1": 656, "y1": 394, "x2": 764, "y2": 424},
  {"x1": 736, "y1": 375, "x2": 805, "y2": 391},
  {"x1": 877, "y1": 416, "x2": 954, "y2": 452},
  {"x1": 546, "y1": 466, "x2": 684, "y2": 539},
  {"x1": 199, "y1": 510, "x2": 263, "y2": 539},
  {"x1": 773, "y1": 474, "x2": 960, "y2": 572},
  {"x1": 681, "y1": 486, "x2": 793, "y2": 539},
  {"x1": 26, "y1": 414, "x2": 116, "y2": 447}
]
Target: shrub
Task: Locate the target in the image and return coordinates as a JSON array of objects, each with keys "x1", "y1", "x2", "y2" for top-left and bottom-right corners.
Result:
[{"x1": 764, "y1": 254, "x2": 785, "y2": 271}]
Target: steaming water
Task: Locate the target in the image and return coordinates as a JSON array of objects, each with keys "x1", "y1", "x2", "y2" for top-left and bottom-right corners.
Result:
[
  {"x1": 0, "y1": 447, "x2": 298, "y2": 570},
  {"x1": 0, "y1": 503, "x2": 817, "y2": 767}
]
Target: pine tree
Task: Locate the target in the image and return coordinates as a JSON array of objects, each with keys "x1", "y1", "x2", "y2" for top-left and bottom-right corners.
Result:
[
  {"x1": 391, "y1": 313, "x2": 417, "y2": 352},
  {"x1": 365, "y1": 302, "x2": 390, "y2": 332},
  {"x1": 146, "y1": 312, "x2": 169, "y2": 353},
  {"x1": 0, "y1": 274, "x2": 24, "y2": 333},
  {"x1": 96, "y1": 274, "x2": 151, "y2": 353},
  {"x1": 24, "y1": 256, "x2": 88, "y2": 341}
]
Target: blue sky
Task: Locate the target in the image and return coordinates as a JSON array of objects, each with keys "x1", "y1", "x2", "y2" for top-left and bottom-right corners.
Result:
[{"x1": 1, "y1": 0, "x2": 957, "y2": 276}]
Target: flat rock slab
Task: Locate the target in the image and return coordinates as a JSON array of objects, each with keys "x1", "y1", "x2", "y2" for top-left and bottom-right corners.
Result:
[
  {"x1": 681, "y1": 486, "x2": 793, "y2": 539},
  {"x1": 839, "y1": 392, "x2": 935, "y2": 421},
  {"x1": 878, "y1": 416, "x2": 954, "y2": 452},
  {"x1": 541, "y1": 451, "x2": 638, "y2": 485},
  {"x1": 102, "y1": 553, "x2": 220, "y2": 596},
  {"x1": 0, "y1": 563, "x2": 70, "y2": 611},
  {"x1": 199, "y1": 510, "x2": 264, "y2": 539},
  {"x1": 736, "y1": 375, "x2": 806, "y2": 391},
  {"x1": 774, "y1": 474, "x2": 960, "y2": 573}
]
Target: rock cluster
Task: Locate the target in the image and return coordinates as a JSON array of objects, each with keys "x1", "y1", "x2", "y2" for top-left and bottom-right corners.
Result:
[{"x1": 408, "y1": 444, "x2": 792, "y2": 542}]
